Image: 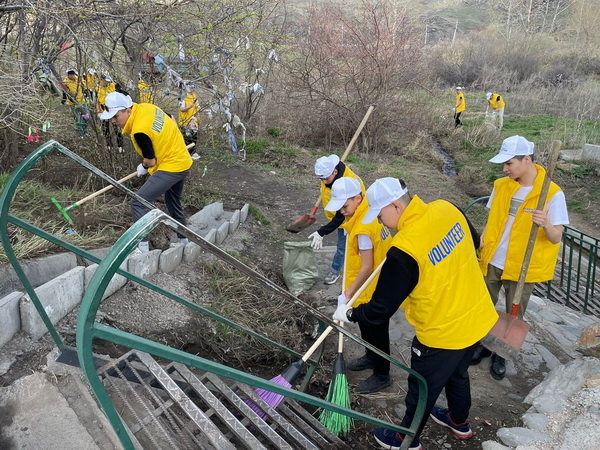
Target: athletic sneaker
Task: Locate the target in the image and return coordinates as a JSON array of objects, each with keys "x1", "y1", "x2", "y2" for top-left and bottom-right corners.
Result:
[
  {"x1": 429, "y1": 406, "x2": 473, "y2": 439},
  {"x1": 373, "y1": 427, "x2": 423, "y2": 449},
  {"x1": 356, "y1": 373, "x2": 392, "y2": 394},
  {"x1": 347, "y1": 354, "x2": 376, "y2": 371},
  {"x1": 324, "y1": 271, "x2": 340, "y2": 285}
]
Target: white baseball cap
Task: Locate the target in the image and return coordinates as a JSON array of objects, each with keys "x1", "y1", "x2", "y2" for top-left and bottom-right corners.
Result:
[
  {"x1": 363, "y1": 177, "x2": 408, "y2": 224},
  {"x1": 99, "y1": 92, "x2": 133, "y2": 120},
  {"x1": 489, "y1": 135, "x2": 534, "y2": 164},
  {"x1": 486, "y1": 92, "x2": 493, "y2": 100},
  {"x1": 314, "y1": 154, "x2": 340, "y2": 178},
  {"x1": 324, "y1": 177, "x2": 362, "y2": 211},
  {"x1": 455, "y1": 86, "x2": 463, "y2": 90}
]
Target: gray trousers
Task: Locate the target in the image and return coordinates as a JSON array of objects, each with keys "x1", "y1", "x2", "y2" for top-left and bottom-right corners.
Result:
[
  {"x1": 484, "y1": 264, "x2": 534, "y2": 319},
  {"x1": 131, "y1": 169, "x2": 189, "y2": 240}
]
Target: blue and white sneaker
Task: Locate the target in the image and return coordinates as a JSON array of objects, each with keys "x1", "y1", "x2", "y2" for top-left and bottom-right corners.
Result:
[
  {"x1": 429, "y1": 406, "x2": 473, "y2": 439},
  {"x1": 373, "y1": 427, "x2": 423, "y2": 449}
]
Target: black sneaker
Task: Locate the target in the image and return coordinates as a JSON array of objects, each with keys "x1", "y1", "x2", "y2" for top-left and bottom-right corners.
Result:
[
  {"x1": 357, "y1": 374, "x2": 392, "y2": 394},
  {"x1": 347, "y1": 355, "x2": 376, "y2": 371},
  {"x1": 490, "y1": 354, "x2": 506, "y2": 380},
  {"x1": 470, "y1": 343, "x2": 492, "y2": 366}
]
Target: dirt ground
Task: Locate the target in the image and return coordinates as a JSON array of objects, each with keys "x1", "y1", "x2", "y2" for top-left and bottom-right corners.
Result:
[{"x1": 1, "y1": 141, "x2": 598, "y2": 449}]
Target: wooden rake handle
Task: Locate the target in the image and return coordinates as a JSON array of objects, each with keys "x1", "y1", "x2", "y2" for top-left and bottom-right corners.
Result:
[
  {"x1": 311, "y1": 105, "x2": 375, "y2": 212},
  {"x1": 510, "y1": 140, "x2": 562, "y2": 313},
  {"x1": 301, "y1": 257, "x2": 386, "y2": 363}
]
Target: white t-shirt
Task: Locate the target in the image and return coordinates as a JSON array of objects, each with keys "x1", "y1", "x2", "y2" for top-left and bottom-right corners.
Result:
[
  {"x1": 487, "y1": 187, "x2": 569, "y2": 270},
  {"x1": 357, "y1": 234, "x2": 373, "y2": 252}
]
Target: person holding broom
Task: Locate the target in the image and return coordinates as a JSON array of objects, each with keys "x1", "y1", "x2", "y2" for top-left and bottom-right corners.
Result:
[
  {"x1": 308, "y1": 155, "x2": 365, "y2": 285},
  {"x1": 99, "y1": 91, "x2": 193, "y2": 252},
  {"x1": 332, "y1": 177, "x2": 498, "y2": 450},
  {"x1": 324, "y1": 177, "x2": 393, "y2": 394},
  {"x1": 473, "y1": 135, "x2": 569, "y2": 380}
]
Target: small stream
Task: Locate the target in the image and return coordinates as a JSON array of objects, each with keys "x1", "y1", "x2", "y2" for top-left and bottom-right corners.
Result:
[{"x1": 432, "y1": 141, "x2": 457, "y2": 177}]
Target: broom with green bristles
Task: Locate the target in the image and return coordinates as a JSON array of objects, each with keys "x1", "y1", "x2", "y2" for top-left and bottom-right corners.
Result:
[{"x1": 319, "y1": 245, "x2": 353, "y2": 436}]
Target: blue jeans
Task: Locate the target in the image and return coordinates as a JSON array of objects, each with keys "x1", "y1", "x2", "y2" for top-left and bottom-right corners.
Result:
[{"x1": 331, "y1": 228, "x2": 346, "y2": 273}]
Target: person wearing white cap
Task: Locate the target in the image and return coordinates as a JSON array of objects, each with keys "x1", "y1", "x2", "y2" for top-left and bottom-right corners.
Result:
[
  {"x1": 61, "y1": 68, "x2": 90, "y2": 137},
  {"x1": 332, "y1": 177, "x2": 498, "y2": 450},
  {"x1": 100, "y1": 91, "x2": 193, "y2": 252},
  {"x1": 454, "y1": 86, "x2": 466, "y2": 128},
  {"x1": 325, "y1": 177, "x2": 392, "y2": 393},
  {"x1": 473, "y1": 135, "x2": 569, "y2": 380},
  {"x1": 308, "y1": 155, "x2": 365, "y2": 285},
  {"x1": 485, "y1": 92, "x2": 506, "y2": 130}
]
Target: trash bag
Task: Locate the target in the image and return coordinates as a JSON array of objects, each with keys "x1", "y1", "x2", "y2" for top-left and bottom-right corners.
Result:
[{"x1": 283, "y1": 241, "x2": 318, "y2": 296}]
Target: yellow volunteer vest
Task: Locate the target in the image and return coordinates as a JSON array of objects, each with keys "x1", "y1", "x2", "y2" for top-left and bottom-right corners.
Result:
[
  {"x1": 178, "y1": 93, "x2": 199, "y2": 127},
  {"x1": 479, "y1": 165, "x2": 562, "y2": 283},
  {"x1": 340, "y1": 199, "x2": 393, "y2": 306},
  {"x1": 97, "y1": 82, "x2": 116, "y2": 107},
  {"x1": 62, "y1": 77, "x2": 84, "y2": 105},
  {"x1": 138, "y1": 80, "x2": 153, "y2": 104},
  {"x1": 489, "y1": 94, "x2": 505, "y2": 111},
  {"x1": 122, "y1": 103, "x2": 193, "y2": 174},
  {"x1": 320, "y1": 165, "x2": 365, "y2": 221},
  {"x1": 393, "y1": 196, "x2": 497, "y2": 349},
  {"x1": 455, "y1": 92, "x2": 466, "y2": 113}
]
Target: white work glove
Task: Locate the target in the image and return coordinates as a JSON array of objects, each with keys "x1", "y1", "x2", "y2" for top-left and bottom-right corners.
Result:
[
  {"x1": 337, "y1": 293, "x2": 350, "y2": 307},
  {"x1": 308, "y1": 231, "x2": 323, "y2": 250},
  {"x1": 136, "y1": 163, "x2": 148, "y2": 177},
  {"x1": 333, "y1": 304, "x2": 352, "y2": 323}
]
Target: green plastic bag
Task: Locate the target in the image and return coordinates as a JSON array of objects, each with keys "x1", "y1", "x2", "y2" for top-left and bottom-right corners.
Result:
[{"x1": 283, "y1": 241, "x2": 318, "y2": 295}]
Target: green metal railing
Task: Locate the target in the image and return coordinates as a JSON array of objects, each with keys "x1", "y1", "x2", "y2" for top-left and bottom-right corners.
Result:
[
  {"x1": 465, "y1": 196, "x2": 599, "y2": 316},
  {"x1": 1, "y1": 140, "x2": 427, "y2": 450}
]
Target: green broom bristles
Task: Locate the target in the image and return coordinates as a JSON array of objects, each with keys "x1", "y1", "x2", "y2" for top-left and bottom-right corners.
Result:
[{"x1": 318, "y1": 354, "x2": 353, "y2": 436}]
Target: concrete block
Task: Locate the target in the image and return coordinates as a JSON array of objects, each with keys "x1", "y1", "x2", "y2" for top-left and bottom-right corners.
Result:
[
  {"x1": 82, "y1": 246, "x2": 113, "y2": 265},
  {"x1": 211, "y1": 202, "x2": 224, "y2": 218},
  {"x1": 188, "y1": 207, "x2": 212, "y2": 226},
  {"x1": 204, "y1": 228, "x2": 217, "y2": 245},
  {"x1": 159, "y1": 245, "x2": 184, "y2": 273},
  {"x1": 0, "y1": 292, "x2": 22, "y2": 347},
  {"x1": 127, "y1": 249, "x2": 161, "y2": 280},
  {"x1": 216, "y1": 221, "x2": 229, "y2": 245},
  {"x1": 583, "y1": 143, "x2": 600, "y2": 162},
  {"x1": 20, "y1": 266, "x2": 85, "y2": 340},
  {"x1": 184, "y1": 242, "x2": 202, "y2": 263},
  {"x1": 84, "y1": 262, "x2": 128, "y2": 300},
  {"x1": 229, "y1": 210, "x2": 241, "y2": 233},
  {"x1": 0, "y1": 252, "x2": 77, "y2": 298},
  {"x1": 240, "y1": 203, "x2": 249, "y2": 222}
]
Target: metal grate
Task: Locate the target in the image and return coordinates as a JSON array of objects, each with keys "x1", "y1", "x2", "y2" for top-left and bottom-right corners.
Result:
[{"x1": 97, "y1": 350, "x2": 344, "y2": 450}]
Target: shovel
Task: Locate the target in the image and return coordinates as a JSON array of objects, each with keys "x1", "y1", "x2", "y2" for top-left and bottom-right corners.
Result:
[
  {"x1": 482, "y1": 140, "x2": 562, "y2": 360},
  {"x1": 286, "y1": 105, "x2": 375, "y2": 233}
]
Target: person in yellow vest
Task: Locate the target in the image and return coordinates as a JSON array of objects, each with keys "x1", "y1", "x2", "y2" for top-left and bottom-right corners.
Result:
[
  {"x1": 83, "y1": 69, "x2": 97, "y2": 102},
  {"x1": 99, "y1": 92, "x2": 193, "y2": 252},
  {"x1": 308, "y1": 155, "x2": 365, "y2": 285},
  {"x1": 473, "y1": 135, "x2": 569, "y2": 380},
  {"x1": 60, "y1": 68, "x2": 90, "y2": 137},
  {"x1": 333, "y1": 177, "x2": 497, "y2": 450},
  {"x1": 485, "y1": 92, "x2": 506, "y2": 130},
  {"x1": 178, "y1": 85, "x2": 201, "y2": 146},
  {"x1": 137, "y1": 75, "x2": 153, "y2": 104},
  {"x1": 454, "y1": 86, "x2": 466, "y2": 128},
  {"x1": 96, "y1": 73, "x2": 124, "y2": 152},
  {"x1": 324, "y1": 177, "x2": 393, "y2": 393}
]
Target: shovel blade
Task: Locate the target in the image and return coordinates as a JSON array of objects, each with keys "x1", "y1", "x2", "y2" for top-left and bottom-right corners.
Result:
[
  {"x1": 481, "y1": 311, "x2": 530, "y2": 361},
  {"x1": 286, "y1": 215, "x2": 316, "y2": 233}
]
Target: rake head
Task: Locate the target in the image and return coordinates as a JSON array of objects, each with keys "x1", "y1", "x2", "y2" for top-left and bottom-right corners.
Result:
[{"x1": 50, "y1": 197, "x2": 73, "y2": 224}]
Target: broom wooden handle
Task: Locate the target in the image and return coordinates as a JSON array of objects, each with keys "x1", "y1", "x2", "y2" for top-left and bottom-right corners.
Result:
[
  {"x1": 301, "y1": 257, "x2": 386, "y2": 363},
  {"x1": 510, "y1": 140, "x2": 562, "y2": 311},
  {"x1": 311, "y1": 105, "x2": 375, "y2": 212},
  {"x1": 337, "y1": 235, "x2": 350, "y2": 352},
  {"x1": 68, "y1": 143, "x2": 195, "y2": 209}
]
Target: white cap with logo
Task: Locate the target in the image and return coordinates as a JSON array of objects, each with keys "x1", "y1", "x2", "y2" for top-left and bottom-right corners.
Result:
[
  {"x1": 363, "y1": 177, "x2": 408, "y2": 224},
  {"x1": 324, "y1": 177, "x2": 361, "y2": 212},
  {"x1": 99, "y1": 92, "x2": 133, "y2": 120},
  {"x1": 489, "y1": 135, "x2": 534, "y2": 164},
  {"x1": 314, "y1": 155, "x2": 340, "y2": 178}
]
